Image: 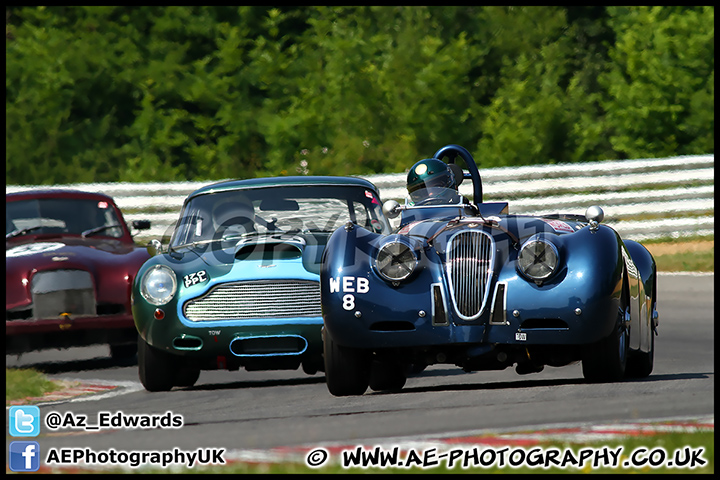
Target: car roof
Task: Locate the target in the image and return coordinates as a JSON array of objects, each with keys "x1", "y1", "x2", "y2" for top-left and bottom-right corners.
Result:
[
  {"x1": 188, "y1": 176, "x2": 380, "y2": 199},
  {"x1": 6, "y1": 189, "x2": 117, "y2": 203}
]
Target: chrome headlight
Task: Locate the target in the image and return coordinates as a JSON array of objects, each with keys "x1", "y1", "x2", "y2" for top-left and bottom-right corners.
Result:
[
  {"x1": 375, "y1": 241, "x2": 418, "y2": 282},
  {"x1": 517, "y1": 236, "x2": 559, "y2": 283},
  {"x1": 140, "y1": 265, "x2": 177, "y2": 305}
]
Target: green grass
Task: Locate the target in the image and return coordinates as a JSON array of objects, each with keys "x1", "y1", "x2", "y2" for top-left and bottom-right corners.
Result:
[
  {"x1": 642, "y1": 235, "x2": 714, "y2": 272},
  {"x1": 654, "y1": 249, "x2": 714, "y2": 272},
  {"x1": 5, "y1": 368, "x2": 61, "y2": 402}
]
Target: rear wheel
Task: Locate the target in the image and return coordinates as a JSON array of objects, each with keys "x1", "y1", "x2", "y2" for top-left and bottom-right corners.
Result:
[
  {"x1": 138, "y1": 336, "x2": 176, "y2": 392},
  {"x1": 323, "y1": 328, "x2": 370, "y2": 396},
  {"x1": 582, "y1": 304, "x2": 629, "y2": 383}
]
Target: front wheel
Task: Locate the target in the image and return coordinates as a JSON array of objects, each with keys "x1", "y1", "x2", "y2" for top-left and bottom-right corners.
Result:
[
  {"x1": 582, "y1": 306, "x2": 629, "y2": 383},
  {"x1": 323, "y1": 328, "x2": 370, "y2": 396},
  {"x1": 369, "y1": 359, "x2": 407, "y2": 392},
  {"x1": 174, "y1": 367, "x2": 200, "y2": 388},
  {"x1": 138, "y1": 336, "x2": 176, "y2": 392}
]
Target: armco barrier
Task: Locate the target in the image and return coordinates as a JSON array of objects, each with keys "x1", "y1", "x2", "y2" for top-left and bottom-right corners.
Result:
[{"x1": 6, "y1": 154, "x2": 713, "y2": 243}]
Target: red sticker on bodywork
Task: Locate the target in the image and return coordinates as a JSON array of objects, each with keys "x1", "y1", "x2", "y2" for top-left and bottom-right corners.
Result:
[
  {"x1": 543, "y1": 219, "x2": 574, "y2": 233},
  {"x1": 365, "y1": 190, "x2": 379, "y2": 204}
]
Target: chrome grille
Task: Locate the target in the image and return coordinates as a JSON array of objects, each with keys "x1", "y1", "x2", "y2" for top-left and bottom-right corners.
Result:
[
  {"x1": 183, "y1": 280, "x2": 321, "y2": 321},
  {"x1": 446, "y1": 231, "x2": 494, "y2": 320}
]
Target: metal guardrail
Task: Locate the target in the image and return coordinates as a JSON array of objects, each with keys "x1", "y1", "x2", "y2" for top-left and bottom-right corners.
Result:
[{"x1": 6, "y1": 154, "x2": 714, "y2": 243}]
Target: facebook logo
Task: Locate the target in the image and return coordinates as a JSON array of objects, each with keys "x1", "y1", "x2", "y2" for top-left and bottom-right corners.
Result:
[
  {"x1": 9, "y1": 405, "x2": 40, "y2": 436},
  {"x1": 9, "y1": 441, "x2": 41, "y2": 472}
]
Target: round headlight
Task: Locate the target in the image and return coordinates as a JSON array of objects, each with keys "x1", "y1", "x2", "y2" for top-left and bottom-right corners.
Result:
[
  {"x1": 517, "y1": 237, "x2": 559, "y2": 282},
  {"x1": 140, "y1": 265, "x2": 177, "y2": 305},
  {"x1": 375, "y1": 241, "x2": 418, "y2": 282}
]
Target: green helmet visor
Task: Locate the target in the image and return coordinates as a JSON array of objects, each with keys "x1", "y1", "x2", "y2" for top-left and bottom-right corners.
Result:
[{"x1": 407, "y1": 158, "x2": 456, "y2": 202}]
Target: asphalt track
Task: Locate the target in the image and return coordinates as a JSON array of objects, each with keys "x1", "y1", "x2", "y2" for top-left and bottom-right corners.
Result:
[{"x1": 6, "y1": 273, "x2": 714, "y2": 463}]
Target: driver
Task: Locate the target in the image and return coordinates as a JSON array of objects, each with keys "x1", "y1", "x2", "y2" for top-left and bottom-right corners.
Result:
[
  {"x1": 406, "y1": 158, "x2": 461, "y2": 205},
  {"x1": 212, "y1": 194, "x2": 256, "y2": 236}
]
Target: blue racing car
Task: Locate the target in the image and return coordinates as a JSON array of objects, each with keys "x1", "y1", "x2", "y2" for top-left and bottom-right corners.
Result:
[{"x1": 320, "y1": 144, "x2": 658, "y2": 396}]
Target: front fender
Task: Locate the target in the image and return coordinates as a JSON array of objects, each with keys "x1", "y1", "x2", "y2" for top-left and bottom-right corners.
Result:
[
  {"x1": 493, "y1": 225, "x2": 625, "y2": 345},
  {"x1": 624, "y1": 239, "x2": 657, "y2": 353}
]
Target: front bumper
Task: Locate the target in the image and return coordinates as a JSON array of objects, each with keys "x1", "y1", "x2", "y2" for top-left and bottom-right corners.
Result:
[
  {"x1": 5, "y1": 314, "x2": 137, "y2": 354},
  {"x1": 323, "y1": 273, "x2": 620, "y2": 351}
]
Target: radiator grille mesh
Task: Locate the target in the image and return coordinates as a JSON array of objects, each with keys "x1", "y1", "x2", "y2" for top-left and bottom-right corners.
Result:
[
  {"x1": 446, "y1": 231, "x2": 494, "y2": 320},
  {"x1": 183, "y1": 280, "x2": 321, "y2": 321}
]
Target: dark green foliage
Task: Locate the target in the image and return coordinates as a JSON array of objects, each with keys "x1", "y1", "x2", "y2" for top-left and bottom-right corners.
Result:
[{"x1": 5, "y1": 6, "x2": 714, "y2": 184}]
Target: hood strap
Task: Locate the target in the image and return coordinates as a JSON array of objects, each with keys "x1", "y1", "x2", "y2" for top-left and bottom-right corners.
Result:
[{"x1": 427, "y1": 217, "x2": 520, "y2": 249}]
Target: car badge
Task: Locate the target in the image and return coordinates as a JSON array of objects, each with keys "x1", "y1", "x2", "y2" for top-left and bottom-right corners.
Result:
[
  {"x1": 51, "y1": 256, "x2": 69, "y2": 262},
  {"x1": 258, "y1": 264, "x2": 277, "y2": 268}
]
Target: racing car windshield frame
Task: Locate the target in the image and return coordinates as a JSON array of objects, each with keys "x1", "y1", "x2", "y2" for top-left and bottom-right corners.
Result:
[{"x1": 170, "y1": 185, "x2": 390, "y2": 248}]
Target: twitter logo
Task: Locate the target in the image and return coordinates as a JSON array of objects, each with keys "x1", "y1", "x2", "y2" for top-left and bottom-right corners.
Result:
[{"x1": 9, "y1": 406, "x2": 40, "y2": 437}]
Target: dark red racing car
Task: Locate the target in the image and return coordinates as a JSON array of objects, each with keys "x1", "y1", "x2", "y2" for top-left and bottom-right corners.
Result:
[{"x1": 6, "y1": 189, "x2": 151, "y2": 358}]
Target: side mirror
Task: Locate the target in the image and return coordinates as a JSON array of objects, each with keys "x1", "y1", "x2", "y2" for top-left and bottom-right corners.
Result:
[
  {"x1": 382, "y1": 200, "x2": 402, "y2": 219},
  {"x1": 132, "y1": 219, "x2": 152, "y2": 230},
  {"x1": 147, "y1": 238, "x2": 163, "y2": 256}
]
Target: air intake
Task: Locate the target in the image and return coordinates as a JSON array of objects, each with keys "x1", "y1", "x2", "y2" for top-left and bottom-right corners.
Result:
[{"x1": 445, "y1": 231, "x2": 494, "y2": 320}]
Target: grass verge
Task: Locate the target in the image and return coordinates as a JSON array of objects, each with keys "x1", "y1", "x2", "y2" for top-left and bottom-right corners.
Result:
[{"x1": 5, "y1": 368, "x2": 62, "y2": 402}]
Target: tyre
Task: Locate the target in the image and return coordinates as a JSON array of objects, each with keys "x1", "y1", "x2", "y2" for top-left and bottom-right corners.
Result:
[
  {"x1": 323, "y1": 328, "x2": 370, "y2": 396},
  {"x1": 369, "y1": 359, "x2": 406, "y2": 392},
  {"x1": 174, "y1": 367, "x2": 200, "y2": 388},
  {"x1": 626, "y1": 301, "x2": 655, "y2": 378},
  {"x1": 138, "y1": 336, "x2": 176, "y2": 392},
  {"x1": 109, "y1": 342, "x2": 137, "y2": 360},
  {"x1": 582, "y1": 305, "x2": 629, "y2": 383},
  {"x1": 302, "y1": 356, "x2": 325, "y2": 375}
]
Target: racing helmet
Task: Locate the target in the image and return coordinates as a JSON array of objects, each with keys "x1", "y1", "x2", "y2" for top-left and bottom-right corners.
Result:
[{"x1": 406, "y1": 158, "x2": 456, "y2": 203}]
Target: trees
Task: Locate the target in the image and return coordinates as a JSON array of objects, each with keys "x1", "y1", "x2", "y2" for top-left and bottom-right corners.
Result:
[
  {"x1": 600, "y1": 6, "x2": 714, "y2": 159},
  {"x1": 5, "y1": 6, "x2": 714, "y2": 185}
]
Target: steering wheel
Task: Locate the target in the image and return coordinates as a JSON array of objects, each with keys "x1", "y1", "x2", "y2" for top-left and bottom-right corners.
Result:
[{"x1": 432, "y1": 144, "x2": 483, "y2": 206}]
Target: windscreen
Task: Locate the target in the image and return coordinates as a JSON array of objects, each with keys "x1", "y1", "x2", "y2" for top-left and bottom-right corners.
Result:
[
  {"x1": 170, "y1": 185, "x2": 390, "y2": 247},
  {"x1": 6, "y1": 198, "x2": 124, "y2": 239}
]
